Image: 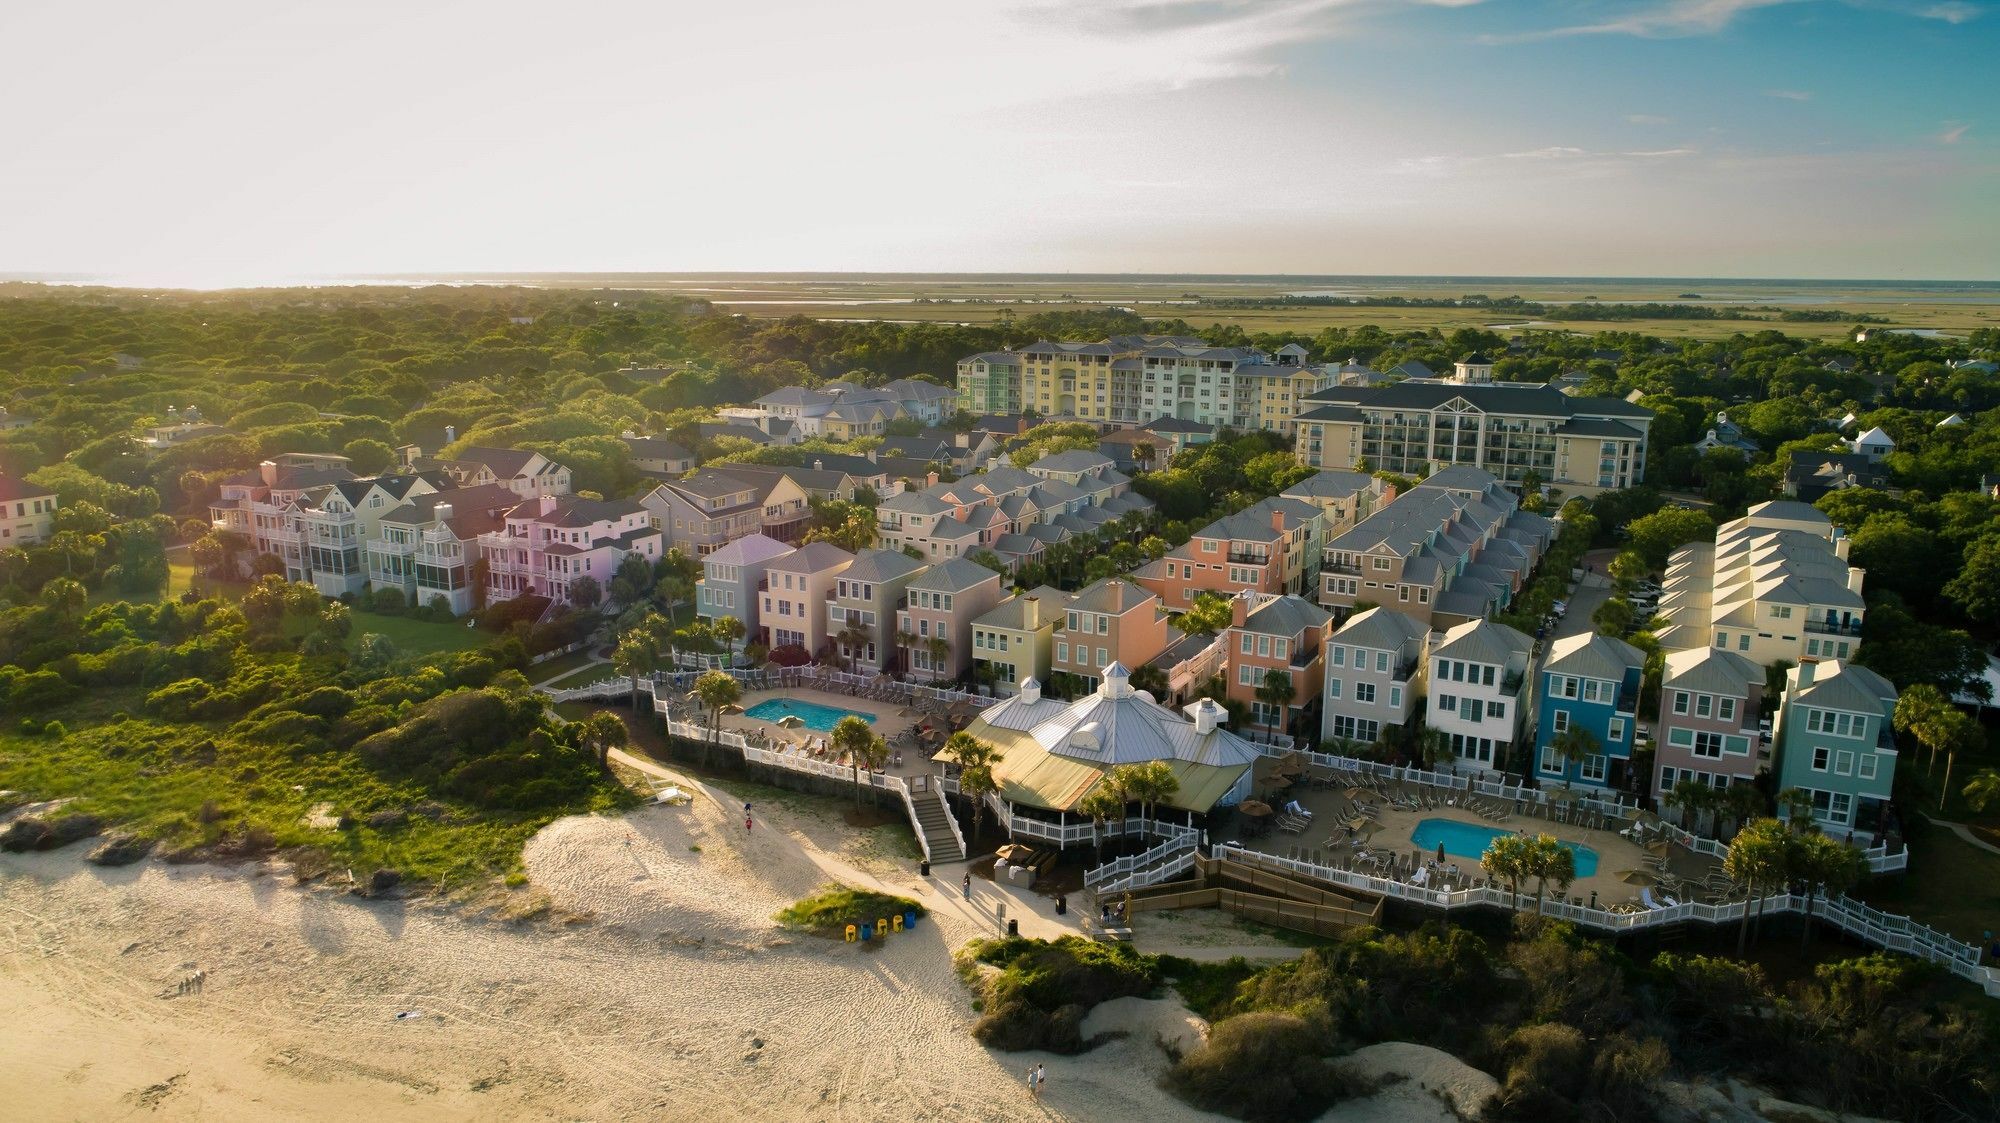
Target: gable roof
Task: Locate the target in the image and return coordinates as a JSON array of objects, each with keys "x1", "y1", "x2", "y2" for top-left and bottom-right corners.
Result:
[
  {"x1": 766, "y1": 541, "x2": 856, "y2": 573},
  {"x1": 1431, "y1": 619, "x2": 1532, "y2": 665},
  {"x1": 1333, "y1": 607, "x2": 1428, "y2": 652},
  {"x1": 446, "y1": 446, "x2": 542, "y2": 479},
  {"x1": 703, "y1": 533, "x2": 795, "y2": 567},
  {"x1": 909, "y1": 557, "x2": 1002, "y2": 593},
  {"x1": 841, "y1": 547, "x2": 929, "y2": 583},
  {"x1": 0, "y1": 475, "x2": 56, "y2": 501},
  {"x1": 1067, "y1": 577, "x2": 1158, "y2": 617},
  {"x1": 1239, "y1": 594, "x2": 1332, "y2": 638},
  {"x1": 1543, "y1": 632, "x2": 1645, "y2": 681}
]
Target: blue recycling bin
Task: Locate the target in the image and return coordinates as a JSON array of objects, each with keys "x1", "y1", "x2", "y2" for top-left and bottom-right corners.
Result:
[
  {"x1": 904, "y1": 909, "x2": 918, "y2": 930},
  {"x1": 859, "y1": 921, "x2": 874, "y2": 942}
]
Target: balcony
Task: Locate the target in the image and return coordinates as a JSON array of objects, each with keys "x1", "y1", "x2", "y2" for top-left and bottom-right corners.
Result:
[
  {"x1": 1321, "y1": 559, "x2": 1361, "y2": 576},
  {"x1": 1227, "y1": 551, "x2": 1272, "y2": 566},
  {"x1": 1501, "y1": 671, "x2": 1526, "y2": 696},
  {"x1": 1804, "y1": 617, "x2": 1864, "y2": 637},
  {"x1": 1390, "y1": 656, "x2": 1420, "y2": 683}
]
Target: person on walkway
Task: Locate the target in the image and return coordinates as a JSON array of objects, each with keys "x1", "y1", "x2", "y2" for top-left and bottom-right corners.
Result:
[
  {"x1": 744, "y1": 813, "x2": 753, "y2": 830},
  {"x1": 1035, "y1": 1064, "x2": 1046, "y2": 1096},
  {"x1": 1027, "y1": 1065, "x2": 1038, "y2": 1098}
]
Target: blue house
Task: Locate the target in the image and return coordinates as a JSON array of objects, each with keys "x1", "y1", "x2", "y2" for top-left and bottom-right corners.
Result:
[{"x1": 1534, "y1": 632, "x2": 1645, "y2": 791}]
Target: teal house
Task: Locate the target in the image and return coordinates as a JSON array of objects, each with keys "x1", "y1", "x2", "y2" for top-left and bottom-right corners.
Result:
[
  {"x1": 1533, "y1": 632, "x2": 1645, "y2": 791},
  {"x1": 1771, "y1": 660, "x2": 1897, "y2": 835}
]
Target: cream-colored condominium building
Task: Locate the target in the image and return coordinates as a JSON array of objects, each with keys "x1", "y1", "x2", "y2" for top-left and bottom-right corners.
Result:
[{"x1": 1654, "y1": 501, "x2": 1866, "y2": 669}]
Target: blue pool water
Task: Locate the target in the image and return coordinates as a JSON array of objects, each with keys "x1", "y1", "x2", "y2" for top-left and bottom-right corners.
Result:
[
  {"x1": 1410, "y1": 817, "x2": 1601, "y2": 877},
  {"x1": 743, "y1": 698, "x2": 876, "y2": 733}
]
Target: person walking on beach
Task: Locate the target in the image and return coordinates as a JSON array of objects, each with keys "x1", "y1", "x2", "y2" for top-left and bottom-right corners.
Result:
[
  {"x1": 962, "y1": 872, "x2": 972, "y2": 899},
  {"x1": 1027, "y1": 1064, "x2": 1038, "y2": 1098},
  {"x1": 1035, "y1": 1064, "x2": 1046, "y2": 1096}
]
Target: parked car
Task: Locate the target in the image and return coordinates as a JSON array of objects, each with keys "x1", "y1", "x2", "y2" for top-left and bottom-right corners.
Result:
[
  {"x1": 1758, "y1": 717, "x2": 1773, "y2": 744},
  {"x1": 1551, "y1": 599, "x2": 1568, "y2": 618}
]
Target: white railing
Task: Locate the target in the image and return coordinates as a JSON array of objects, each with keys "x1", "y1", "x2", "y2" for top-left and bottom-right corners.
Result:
[
  {"x1": 1214, "y1": 843, "x2": 1987, "y2": 993},
  {"x1": 931, "y1": 783, "x2": 967, "y2": 859},
  {"x1": 1085, "y1": 831, "x2": 1199, "y2": 891},
  {"x1": 890, "y1": 776, "x2": 933, "y2": 864}
]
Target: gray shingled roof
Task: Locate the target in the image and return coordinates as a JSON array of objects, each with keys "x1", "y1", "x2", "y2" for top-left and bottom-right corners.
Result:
[
  {"x1": 909, "y1": 557, "x2": 1001, "y2": 592},
  {"x1": 1239, "y1": 594, "x2": 1332, "y2": 638},
  {"x1": 1333, "y1": 607, "x2": 1427, "y2": 652},
  {"x1": 1431, "y1": 619, "x2": 1532, "y2": 664},
  {"x1": 842, "y1": 547, "x2": 930, "y2": 583},
  {"x1": 1543, "y1": 632, "x2": 1645, "y2": 681}
]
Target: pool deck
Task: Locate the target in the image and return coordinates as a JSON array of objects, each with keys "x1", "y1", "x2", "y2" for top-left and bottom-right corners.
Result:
[
  {"x1": 665, "y1": 686, "x2": 939, "y2": 784},
  {"x1": 1221, "y1": 764, "x2": 1726, "y2": 910}
]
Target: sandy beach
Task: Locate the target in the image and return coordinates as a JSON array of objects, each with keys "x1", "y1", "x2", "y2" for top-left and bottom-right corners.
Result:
[{"x1": 0, "y1": 756, "x2": 1494, "y2": 1122}]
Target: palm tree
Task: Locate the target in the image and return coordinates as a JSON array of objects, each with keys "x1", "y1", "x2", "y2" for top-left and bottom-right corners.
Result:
[
  {"x1": 693, "y1": 670, "x2": 740, "y2": 744},
  {"x1": 1963, "y1": 768, "x2": 2000, "y2": 813},
  {"x1": 835, "y1": 621, "x2": 874, "y2": 670},
  {"x1": 1111, "y1": 761, "x2": 1180, "y2": 827},
  {"x1": 942, "y1": 731, "x2": 1004, "y2": 839},
  {"x1": 1932, "y1": 708, "x2": 1984, "y2": 812},
  {"x1": 1724, "y1": 818, "x2": 1793, "y2": 953},
  {"x1": 1790, "y1": 831, "x2": 1865, "y2": 947},
  {"x1": 1079, "y1": 786, "x2": 1124, "y2": 863},
  {"x1": 1776, "y1": 787, "x2": 1816, "y2": 831},
  {"x1": 578, "y1": 711, "x2": 628, "y2": 770},
  {"x1": 924, "y1": 635, "x2": 952, "y2": 680},
  {"x1": 711, "y1": 615, "x2": 747, "y2": 664},
  {"x1": 831, "y1": 715, "x2": 888, "y2": 806},
  {"x1": 612, "y1": 626, "x2": 663, "y2": 713},
  {"x1": 1719, "y1": 782, "x2": 1765, "y2": 840},
  {"x1": 1416, "y1": 726, "x2": 1457, "y2": 772},
  {"x1": 1482, "y1": 834, "x2": 1532, "y2": 908},
  {"x1": 1664, "y1": 778, "x2": 1717, "y2": 836},
  {"x1": 1254, "y1": 669, "x2": 1297, "y2": 735},
  {"x1": 1546, "y1": 725, "x2": 1599, "y2": 785},
  {"x1": 1894, "y1": 684, "x2": 1950, "y2": 772},
  {"x1": 1526, "y1": 835, "x2": 1577, "y2": 914}
]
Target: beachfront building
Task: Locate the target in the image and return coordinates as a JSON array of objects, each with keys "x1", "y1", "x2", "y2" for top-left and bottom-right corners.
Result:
[
  {"x1": 1291, "y1": 380, "x2": 1653, "y2": 495},
  {"x1": 433, "y1": 447, "x2": 572, "y2": 499},
  {"x1": 1653, "y1": 501, "x2": 1866, "y2": 668},
  {"x1": 1321, "y1": 607, "x2": 1427, "y2": 749},
  {"x1": 695, "y1": 533, "x2": 795, "y2": 642},
  {"x1": 971, "y1": 586, "x2": 1065, "y2": 695},
  {"x1": 0, "y1": 475, "x2": 58, "y2": 545},
  {"x1": 1771, "y1": 660, "x2": 1898, "y2": 834},
  {"x1": 1280, "y1": 469, "x2": 1388, "y2": 539},
  {"x1": 1132, "y1": 496, "x2": 1324, "y2": 607},
  {"x1": 1222, "y1": 593, "x2": 1333, "y2": 736},
  {"x1": 828, "y1": 548, "x2": 930, "y2": 673},
  {"x1": 1051, "y1": 578, "x2": 1171, "y2": 697},
  {"x1": 1424, "y1": 619, "x2": 1533, "y2": 776},
  {"x1": 1654, "y1": 647, "x2": 1766, "y2": 796},
  {"x1": 289, "y1": 473, "x2": 445, "y2": 597},
  {"x1": 951, "y1": 665, "x2": 1262, "y2": 838},
  {"x1": 759, "y1": 542, "x2": 855, "y2": 655},
  {"x1": 479, "y1": 495, "x2": 662, "y2": 607},
  {"x1": 1534, "y1": 633, "x2": 1645, "y2": 792},
  {"x1": 209, "y1": 453, "x2": 357, "y2": 574},
  {"x1": 622, "y1": 434, "x2": 697, "y2": 476},
  {"x1": 642, "y1": 469, "x2": 812, "y2": 556},
  {"x1": 1782, "y1": 451, "x2": 1889, "y2": 503},
  {"x1": 1317, "y1": 466, "x2": 1554, "y2": 627},
  {"x1": 897, "y1": 558, "x2": 1007, "y2": 683},
  {"x1": 874, "y1": 455, "x2": 1149, "y2": 563},
  {"x1": 955, "y1": 336, "x2": 1336, "y2": 432},
  {"x1": 366, "y1": 485, "x2": 518, "y2": 615}
]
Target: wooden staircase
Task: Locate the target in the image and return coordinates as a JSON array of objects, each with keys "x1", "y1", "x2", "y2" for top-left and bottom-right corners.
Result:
[{"x1": 908, "y1": 785, "x2": 964, "y2": 863}]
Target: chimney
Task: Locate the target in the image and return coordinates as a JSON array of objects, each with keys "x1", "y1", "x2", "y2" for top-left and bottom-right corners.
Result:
[
  {"x1": 814, "y1": 459, "x2": 824, "y2": 471},
  {"x1": 926, "y1": 471, "x2": 939, "y2": 487},
  {"x1": 1020, "y1": 677, "x2": 1042, "y2": 704},
  {"x1": 1022, "y1": 594, "x2": 1040, "y2": 630},
  {"x1": 259, "y1": 459, "x2": 278, "y2": 488},
  {"x1": 537, "y1": 494, "x2": 558, "y2": 517},
  {"x1": 1833, "y1": 535, "x2": 1851, "y2": 561},
  {"x1": 1232, "y1": 588, "x2": 1252, "y2": 628},
  {"x1": 1794, "y1": 662, "x2": 1816, "y2": 688},
  {"x1": 444, "y1": 424, "x2": 457, "y2": 444},
  {"x1": 434, "y1": 502, "x2": 454, "y2": 524},
  {"x1": 1184, "y1": 698, "x2": 1225, "y2": 735},
  {"x1": 1847, "y1": 566, "x2": 1866, "y2": 595},
  {"x1": 866, "y1": 448, "x2": 878, "y2": 464},
  {"x1": 1270, "y1": 508, "x2": 1285, "y2": 534}
]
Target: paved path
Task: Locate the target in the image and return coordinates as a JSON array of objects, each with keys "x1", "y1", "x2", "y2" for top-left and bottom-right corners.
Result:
[
  {"x1": 1553, "y1": 571, "x2": 1612, "y2": 640},
  {"x1": 1930, "y1": 818, "x2": 2000, "y2": 858}
]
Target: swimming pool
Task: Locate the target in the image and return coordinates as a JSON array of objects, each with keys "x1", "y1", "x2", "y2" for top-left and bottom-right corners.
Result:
[
  {"x1": 1410, "y1": 817, "x2": 1600, "y2": 878},
  {"x1": 742, "y1": 698, "x2": 877, "y2": 733}
]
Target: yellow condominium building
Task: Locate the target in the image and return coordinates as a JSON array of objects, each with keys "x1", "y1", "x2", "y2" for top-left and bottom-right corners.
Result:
[{"x1": 1655, "y1": 501, "x2": 1866, "y2": 669}]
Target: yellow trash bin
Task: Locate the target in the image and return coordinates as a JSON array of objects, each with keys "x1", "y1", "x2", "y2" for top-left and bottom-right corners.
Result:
[
  {"x1": 845, "y1": 923, "x2": 857, "y2": 943},
  {"x1": 892, "y1": 914, "x2": 904, "y2": 932},
  {"x1": 878, "y1": 917, "x2": 890, "y2": 937}
]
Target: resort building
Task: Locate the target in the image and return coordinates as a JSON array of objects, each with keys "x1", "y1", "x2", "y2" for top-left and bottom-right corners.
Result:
[
  {"x1": 1533, "y1": 633, "x2": 1645, "y2": 792},
  {"x1": 1771, "y1": 660, "x2": 1897, "y2": 834},
  {"x1": 1132, "y1": 496, "x2": 1324, "y2": 606},
  {"x1": 970, "y1": 586, "x2": 1065, "y2": 695},
  {"x1": 897, "y1": 558, "x2": 1008, "y2": 683},
  {"x1": 1424, "y1": 619, "x2": 1533, "y2": 776},
  {"x1": 1782, "y1": 451, "x2": 1889, "y2": 503},
  {"x1": 622, "y1": 434, "x2": 697, "y2": 476},
  {"x1": 479, "y1": 495, "x2": 662, "y2": 607},
  {"x1": 954, "y1": 336, "x2": 1337, "y2": 432},
  {"x1": 874, "y1": 455, "x2": 1149, "y2": 563},
  {"x1": 641, "y1": 469, "x2": 812, "y2": 556},
  {"x1": 759, "y1": 542, "x2": 855, "y2": 655},
  {"x1": 1317, "y1": 466, "x2": 1555, "y2": 627},
  {"x1": 366, "y1": 484, "x2": 518, "y2": 615},
  {"x1": 1222, "y1": 593, "x2": 1333, "y2": 736},
  {"x1": 1654, "y1": 501, "x2": 1866, "y2": 668},
  {"x1": 1140, "y1": 416, "x2": 1217, "y2": 457},
  {"x1": 209, "y1": 453, "x2": 356, "y2": 572},
  {"x1": 1280, "y1": 469, "x2": 1388, "y2": 538},
  {"x1": 1051, "y1": 578, "x2": 1171, "y2": 696},
  {"x1": 432, "y1": 447, "x2": 572, "y2": 498},
  {"x1": 828, "y1": 548, "x2": 930, "y2": 673},
  {"x1": 1320, "y1": 607, "x2": 1428, "y2": 748},
  {"x1": 1654, "y1": 647, "x2": 1766, "y2": 796},
  {"x1": 695, "y1": 533, "x2": 796, "y2": 639},
  {"x1": 1291, "y1": 380, "x2": 1653, "y2": 495},
  {"x1": 0, "y1": 475, "x2": 59, "y2": 545},
  {"x1": 289, "y1": 473, "x2": 445, "y2": 596},
  {"x1": 952, "y1": 665, "x2": 1262, "y2": 834}
]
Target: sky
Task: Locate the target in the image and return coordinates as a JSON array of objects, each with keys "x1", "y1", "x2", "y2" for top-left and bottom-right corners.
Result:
[{"x1": 0, "y1": 0, "x2": 1993, "y2": 283}]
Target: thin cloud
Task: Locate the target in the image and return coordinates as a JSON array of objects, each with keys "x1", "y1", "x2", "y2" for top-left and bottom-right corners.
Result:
[
  {"x1": 1921, "y1": 1, "x2": 1980, "y2": 22},
  {"x1": 1481, "y1": 0, "x2": 1977, "y2": 42},
  {"x1": 1765, "y1": 89, "x2": 1814, "y2": 101},
  {"x1": 1939, "y1": 122, "x2": 1971, "y2": 143}
]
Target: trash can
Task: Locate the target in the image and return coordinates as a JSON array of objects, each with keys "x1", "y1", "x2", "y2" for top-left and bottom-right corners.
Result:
[
  {"x1": 1055, "y1": 893, "x2": 1067, "y2": 916},
  {"x1": 919, "y1": 859, "x2": 931, "y2": 878},
  {"x1": 860, "y1": 922, "x2": 874, "y2": 942},
  {"x1": 1007, "y1": 917, "x2": 1018, "y2": 937},
  {"x1": 904, "y1": 909, "x2": 918, "y2": 930}
]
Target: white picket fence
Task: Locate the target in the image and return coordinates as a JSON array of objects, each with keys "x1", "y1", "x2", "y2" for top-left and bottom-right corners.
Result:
[{"x1": 1215, "y1": 843, "x2": 1988, "y2": 994}]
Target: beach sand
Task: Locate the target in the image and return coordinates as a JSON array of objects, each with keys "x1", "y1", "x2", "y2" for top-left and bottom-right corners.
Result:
[{"x1": 0, "y1": 759, "x2": 1503, "y2": 1121}]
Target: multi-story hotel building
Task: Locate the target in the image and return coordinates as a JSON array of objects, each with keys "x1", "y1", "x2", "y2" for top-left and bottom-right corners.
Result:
[
  {"x1": 1292, "y1": 379, "x2": 1653, "y2": 495},
  {"x1": 1654, "y1": 501, "x2": 1866, "y2": 668}
]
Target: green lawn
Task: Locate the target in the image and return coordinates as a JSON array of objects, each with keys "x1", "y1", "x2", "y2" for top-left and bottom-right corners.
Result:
[
  {"x1": 346, "y1": 609, "x2": 494, "y2": 657},
  {"x1": 543, "y1": 664, "x2": 619, "y2": 690},
  {"x1": 526, "y1": 648, "x2": 604, "y2": 683},
  {"x1": 1853, "y1": 828, "x2": 2000, "y2": 944}
]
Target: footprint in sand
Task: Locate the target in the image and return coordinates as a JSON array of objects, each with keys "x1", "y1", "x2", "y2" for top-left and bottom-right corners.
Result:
[{"x1": 125, "y1": 1073, "x2": 185, "y2": 1109}]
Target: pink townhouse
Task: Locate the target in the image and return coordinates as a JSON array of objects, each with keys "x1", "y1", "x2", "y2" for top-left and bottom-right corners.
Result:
[
  {"x1": 760, "y1": 542, "x2": 855, "y2": 656},
  {"x1": 897, "y1": 558, "x2": 1007, "y2": 682},
  {"x1": 479, "y1": 495, "x2": 662, "y2": 607}
]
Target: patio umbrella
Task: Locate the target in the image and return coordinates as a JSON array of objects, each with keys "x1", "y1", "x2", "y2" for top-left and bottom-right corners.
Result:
[
  {"x1": 1346, "y1": 814, "x2": 1377, "y2": 831},
  {"x1": 1239, "y1": 800, "x2": 1275, "y2": 818},
  {"x1": 1436, "y1": 842, "x2": 1447, "y2": 865},
  {"x1": 1646, "y1": 840, "x2": 1672, "y2": 857},
  {"x1": 720, "y1": 703, "x2": 746, "y2": 715},
  {"x1": 1547, "y1": 786, "x2": 1581, "y2": 802},
  {"x1": 776, "y1": 714, "x2": 806, "y2": 729},
  {"x1": 1619, "y1": 869, "x2": 1657, "y2": 886},
  {"x1": 996, "y1": 843, "x2": 1033, "y2": 863}
]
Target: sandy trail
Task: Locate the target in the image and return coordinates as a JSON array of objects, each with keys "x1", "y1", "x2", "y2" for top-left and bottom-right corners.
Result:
[{"x1": 0, "y1": 756, "x2": 1222, "y2": 1121}]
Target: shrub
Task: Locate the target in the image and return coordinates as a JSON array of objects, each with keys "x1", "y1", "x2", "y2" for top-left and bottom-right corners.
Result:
[
  {"x1": 1168, "y1": 1011, "x2": 1369, "y2": 1122},
  {"x1": 964, "y1": 936, "x2": 1162, "y2": 1053},
  {"x1": 773, "y1": 885, "x2": 924, "y2": 936},
  {"x1": 1493, "y1": 1022, "x2": 1590, "y2": 1118}
]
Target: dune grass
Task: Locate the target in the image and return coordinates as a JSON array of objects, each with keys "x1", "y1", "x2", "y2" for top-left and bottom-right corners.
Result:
[{"x1": 774, "y1": 884, "x2": 925, "y2": 936}]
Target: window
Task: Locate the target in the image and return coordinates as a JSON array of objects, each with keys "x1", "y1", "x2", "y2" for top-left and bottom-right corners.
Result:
[
  {"x1": 1389, "y1": 686, "x2": 1403, "y2": 708},
  {"x1": 1436, "y1": 694, "x2": 1456, "y2": 714},
  {"x1": 1098, "y1": 615, "x2": 1109, "y2": 635},
  {"x1": 1671, "y1": 691, "x2": 1690, "y2": 715},
  {"x1": 1551, "y1": 710, "x2": 1570, "y2": 733},
  {"x1": 1330, "y1": 647, "x2": 1344, "y2": 667},
  {"x1": 1719, "y1": 698, "x2": 1736, "y2": 723},
  {"x1": 1419, "y1": 587, "x2": 1430, "y2": 604},
  {"x1": 1580, "y1": 755, "x2": 1607, "y2": 783},
  {"x1": 1694, "y1": 694, "x2": 1712, "y2": 718},
  {"x1": 1771, "y1": 605, "x2": 1792, "y2": 619},
  {"x1": 1715, "y1": 631, "x2": 1727, "y2": 648},
  {"x1": 1377, "y1": 651, "x2": 1390, "y2": 674},
  {"x1": 1609, "y1": 717, "x2": 1626, "y2": 743},
  {"x1": 1056, "y1": 641, "x2": 1069, "y2": 663},
  {"x1": 1858, "y1": 754, "x2": 1878, "y2": 781},
  {"x1": 1257, "y1": 635, "x2": 1270, "y2": 657},
  {"x1": 1097, "y1": 647, "x2": 1108, "y2": 668},
  {"x1": 1482, "y1": 700, "x2": 1501, "y2": 719},
  {"x1": 1355, "y1": 682, "x2": 1376, "y2": 704},
  {"x1": 1240, "y1": 634, "x2": 1254, "y2": 654},
  {"x1": 1692, "y1": 731, "x2": 1724, "y2": 758},
  {"x1": 1835, "y1": 749, "x2": 1855, "y2": 775},
  {"x1": 1239, "y1": 664, "x2": 1257, "y2": 686},
  {"x1": 1539, "y1": 744, "x2": 1562, "y2": 775},
  {"x1": 1812, "y1": 746, "x2": 1830, "y2": 771},
  {"x1": 1737, "y1": 634, "x2": 1749, "y2": 652},
  {"x1": 1327, "y1": 677, "x2": 1342, "y2": 699},
  {"x1": 1372, "y1": 557, "x2": 1390, "y2": 571}
]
